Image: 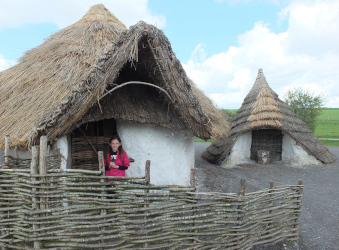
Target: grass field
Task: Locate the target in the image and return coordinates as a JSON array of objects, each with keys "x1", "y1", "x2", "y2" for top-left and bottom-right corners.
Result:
[
  {"x1": 321, "y1": 140, "x2": 339, "y2": 147},
  {"x1": 314, "y1": 108, "x2": 339, "y2": 140},
  {"x1": 317, "y1": 108, "x2": 339, "y2": 121},
  {"x1": 314, "y1": 122, "x2": 339, "y2": 138}
]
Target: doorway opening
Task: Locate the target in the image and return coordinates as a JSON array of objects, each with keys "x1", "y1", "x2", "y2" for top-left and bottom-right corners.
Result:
[
  {"x1": 71, "y1": 119, "x2": 116, "y2": 170},
  {"x1": 250, "y1": 129, "x2": 283, "y2": 162}
]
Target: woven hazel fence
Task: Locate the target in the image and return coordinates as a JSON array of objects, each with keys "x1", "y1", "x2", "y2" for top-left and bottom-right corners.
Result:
[{"x1": 0, "y1": 135, "x2": 304, "y2": 249}]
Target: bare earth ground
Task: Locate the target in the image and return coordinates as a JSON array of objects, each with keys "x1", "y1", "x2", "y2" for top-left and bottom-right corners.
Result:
[{"x1": 194, "y1": 142, "x2": 339, "y2": 250}]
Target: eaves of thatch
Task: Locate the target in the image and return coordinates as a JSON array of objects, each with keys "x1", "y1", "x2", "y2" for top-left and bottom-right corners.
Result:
[
  {"x1": 202, "y1": 69, "x2": 336, "y2": 164},
  {"x1": 0, "y1": 5, "x2": 229, "y2": 150}
]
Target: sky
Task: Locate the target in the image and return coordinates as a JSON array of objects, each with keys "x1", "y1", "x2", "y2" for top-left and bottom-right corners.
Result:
[{"x1": 0, "y1": 0, "x2": 338, "y2": 109}]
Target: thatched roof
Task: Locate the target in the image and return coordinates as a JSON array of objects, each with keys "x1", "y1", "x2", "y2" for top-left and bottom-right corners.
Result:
[
  {"x1": 0, "y1": 4, "x2": 229, "y2": 150},
  {"x1": 202, "y1": 69, "x2": 336, "y2": 164}
]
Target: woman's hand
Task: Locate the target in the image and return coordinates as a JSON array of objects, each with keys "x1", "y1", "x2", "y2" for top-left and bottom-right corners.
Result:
[{"x1": 109, "y1": 162, "x2": 119, "y2": 169}]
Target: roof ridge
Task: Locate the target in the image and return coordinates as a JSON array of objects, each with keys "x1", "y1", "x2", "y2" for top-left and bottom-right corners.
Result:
[{"x1": 247, "y1": 69, "x2": 283, "y2": 128}]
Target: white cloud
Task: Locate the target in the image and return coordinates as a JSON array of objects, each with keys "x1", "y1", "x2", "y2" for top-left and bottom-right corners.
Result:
[
  {"x1": 281, "y1": 0, "x2": 339, "y2": 56},
  {"x1": 0, "y1": 54, "x2": 16, "y2": 71},
  {"x1": 0, "y1": 0, "x2": 166, "y2": 30},
  {"x1": 183, "y1": 0, "x2": 339, "y2": 109}
]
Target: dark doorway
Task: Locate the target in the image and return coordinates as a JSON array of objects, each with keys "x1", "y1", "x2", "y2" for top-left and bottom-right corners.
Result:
[
  {"x1": 250, "y1": 129, "x2": 283, "y2": 162},
  {"x1": 71, "y1": 119, "x2": 116, "y2": 170}
]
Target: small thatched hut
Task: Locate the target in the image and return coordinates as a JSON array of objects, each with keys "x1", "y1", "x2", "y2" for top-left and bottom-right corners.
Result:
[
  {"x1": 0, "y1": 4, "x2": 229, "y2": 185},
  {"x1": 202, "y1": 69, "x2": 336, "y2": 166}
]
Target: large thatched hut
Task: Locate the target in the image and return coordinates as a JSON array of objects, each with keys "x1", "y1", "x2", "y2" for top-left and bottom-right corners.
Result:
[
  {"x1": 202, "y1": 69, "x2": 336, "y2": 166},
  {"x1": 0, "y1": 4, "x2": 229, "y2": 185}
]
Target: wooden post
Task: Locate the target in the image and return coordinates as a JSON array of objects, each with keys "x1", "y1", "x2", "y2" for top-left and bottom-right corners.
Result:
[
  {"x1": 98, "y1": 151, "x2": 106, "y2": 249},
  {"x1": 31, "y1": 146, "x2": 41, "y2": 249},
  {"x1": 268, "y1": 181, "x2": 275, "y2": 230},
  {"x1": 190, "y1": 168, "x2": 196, "y2": 190},
  {"x1": 236, "y1": 179, "x2": 246, "y2": 245},
  {"x1": 294, "y1": 180, "x2": 304, "y2": 233},
  {"x1": 144, "y1": 160, "x2": 150, "y2": 248},
  {"x1": 4, "y1": 135, "x2": 10, "y2": 168},
  {"x1": 98, "y1": 151, "x2": 106, "y2": 215},
  {"x1": 269, "y1": 181, "x2": 274, "y2": 215},
  {"x1": 1, "y1": 136, "x2": 9, "y2": 250},
  {"x1": 145, "y1": 160, "x2": 150, "y2": 185},
  {"x1": 269, "y1": 181, "x2": 275, "y2": 197},
  {"x1": 190, "y1": 168, "x2": 198, "y2": 243},
  {"x1": 239, "y1": 179, "x2": 246, "y2": 196},
  {"x1": 39, "y1": 136, "x2": 48, "y2": 210}
]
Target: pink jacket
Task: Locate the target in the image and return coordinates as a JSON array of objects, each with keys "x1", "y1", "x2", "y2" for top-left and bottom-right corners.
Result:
[{"x1": 104, "y1": 151, "x2": 130, "y2": 179}]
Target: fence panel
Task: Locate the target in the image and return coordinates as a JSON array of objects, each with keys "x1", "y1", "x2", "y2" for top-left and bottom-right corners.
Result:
[{"x1": 0, "y1": 150, "x2": 303, "y2": 249}]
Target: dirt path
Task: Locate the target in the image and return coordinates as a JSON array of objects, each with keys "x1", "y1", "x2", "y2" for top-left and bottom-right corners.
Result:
[{"x1": 194, "y1": 142, "x2": 339, "y2": 250}]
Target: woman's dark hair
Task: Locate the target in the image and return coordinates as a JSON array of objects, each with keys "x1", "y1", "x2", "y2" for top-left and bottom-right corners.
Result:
[{"x1": 106, "y1": 135, "x2": 125, "y2": 161}]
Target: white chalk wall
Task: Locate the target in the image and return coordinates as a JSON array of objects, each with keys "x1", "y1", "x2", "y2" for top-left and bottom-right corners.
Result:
[
  {"x1": 224, "y1": 130, "x2": 321, "y2": 166},
  {"x1": 56, "y1": 135, "x2": 70, "y2": 170},
  {"x1": 225, "y1": 131, "x2": 252, "y2": 165},
  {"x1": 282, "y1": 132, "x2": 320, "y2": 166},
  {"x1": 117, "y1": 120, "x2": 195, "y2": 186}
]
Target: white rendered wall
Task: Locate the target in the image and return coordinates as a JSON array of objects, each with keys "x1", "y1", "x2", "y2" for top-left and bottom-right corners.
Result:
[
  {"x1": 56, "y1": 135, "x2": 69, "y2": 170},
  {"x1": 224, "y1": 131, "x2": 321, "y2": 167},
  {"x1": 117, "y1": 120, "x2": 195, "y2": 186},
  {"x1": 282, "y1": 132, "x2": 321, "y2": 166},
  {"x1": 224, "y1": 131, "x2": 252, "y2": 166}
]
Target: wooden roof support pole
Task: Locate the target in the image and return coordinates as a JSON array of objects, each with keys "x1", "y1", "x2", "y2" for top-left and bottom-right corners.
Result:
[{"x1": 4, "y1": 135, "x2": 10, "y2": 168}]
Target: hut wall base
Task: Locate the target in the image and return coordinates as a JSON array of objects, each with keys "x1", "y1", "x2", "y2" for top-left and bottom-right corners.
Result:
[
  {"x1": 282, "y1": 133, "x2": 321, "y2": 166},
  {"x1": 224, "y1": 132, "x2": 253, "y2": 166}
]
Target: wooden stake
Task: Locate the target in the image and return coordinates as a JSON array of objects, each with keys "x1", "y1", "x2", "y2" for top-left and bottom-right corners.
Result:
[
  {"x1": 98, "y1": 151, "x2": 106, "y2": 216},
  {"x1": 144, "y1": 160, "x2": 151, "y2": 248},
  {"x1": 239, "y1": 179, "x2": 246, "y2": 196},
  {"x1": 31, "y1": 146, "x2": 41, "y2": 249},
  {"x1": 1, "y1": 136, "x2": 9, "y2": 250},
  {"x1": 145, "y1": 160, "x2": 150, "y2": 185},
  {"x1": 190, "y1": 168, "x2": 196, "y2": 190},
  {"x1": 98, "y1": 151, "x2": 106, "y2": 248},
  {"x1": 39, "y1": 136, "x2": 48, "y2": 210}
]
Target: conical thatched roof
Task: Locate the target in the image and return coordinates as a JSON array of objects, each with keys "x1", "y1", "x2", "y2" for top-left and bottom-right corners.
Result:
[
  {"x1": 202, "y1": 69, "x2": 336, "y2": 164},
  {"x1": 0, "y1": 5, "x2": 229, "y2": 150}
]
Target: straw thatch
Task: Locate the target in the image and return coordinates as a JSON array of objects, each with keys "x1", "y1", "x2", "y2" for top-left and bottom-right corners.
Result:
[
  {"x1": 0, "y1": 4, "x2": 229, "y2": 150},
  {"x1": 202, "y1": 69, "x2": 336, "y2": 164}
]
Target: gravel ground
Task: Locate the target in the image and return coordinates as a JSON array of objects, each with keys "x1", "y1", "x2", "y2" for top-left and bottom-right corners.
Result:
[{"x1": 194, "y1": 142, "x2": 339, "y2": 250}]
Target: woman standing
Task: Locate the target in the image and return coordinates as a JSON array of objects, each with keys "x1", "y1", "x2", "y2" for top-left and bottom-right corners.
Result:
[{"x1": 105, "y1": 135, "x2": 130, "y2": 181}]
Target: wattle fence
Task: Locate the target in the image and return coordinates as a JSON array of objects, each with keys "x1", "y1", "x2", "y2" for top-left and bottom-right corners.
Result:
[{"x1": 0, "y1": 136, "x2": 303, "y2": 249}]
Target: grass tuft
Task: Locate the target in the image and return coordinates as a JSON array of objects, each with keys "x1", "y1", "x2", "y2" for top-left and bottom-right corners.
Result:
[{"x1": 194, "y1": 137, "x2": 214, "y2": 143}]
